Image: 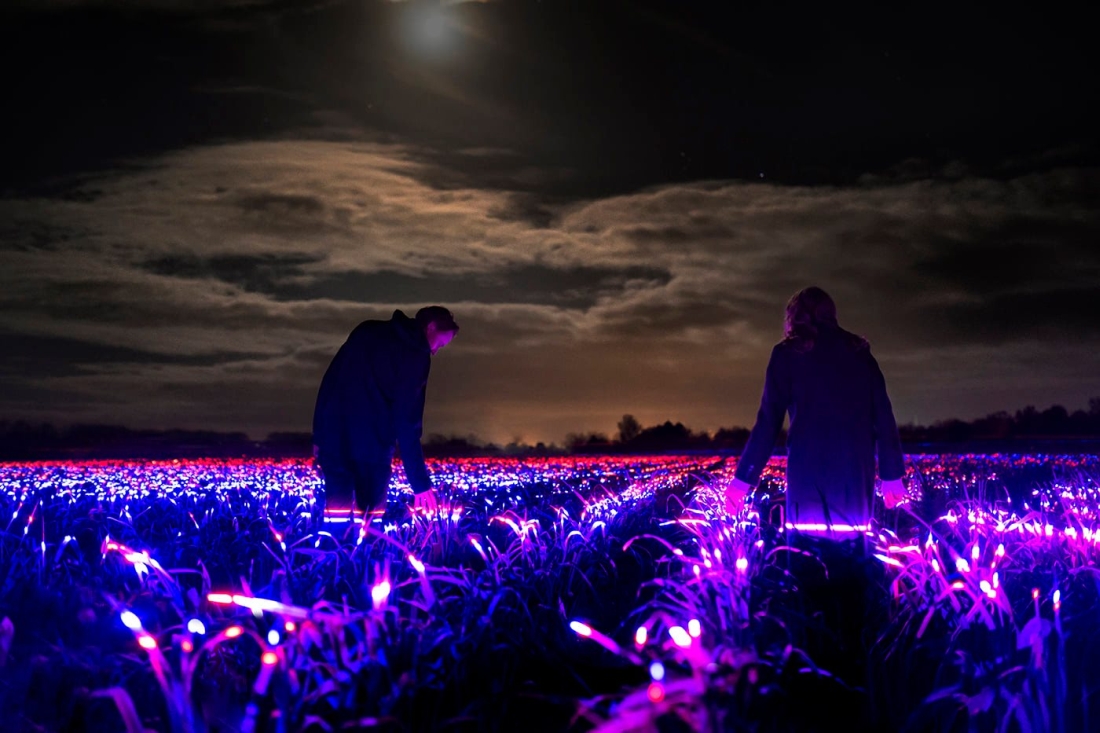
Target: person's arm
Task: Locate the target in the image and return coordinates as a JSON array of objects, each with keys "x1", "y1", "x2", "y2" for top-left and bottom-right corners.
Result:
[
  {"x1": 733, "y1": 345, "x2": 791, "y2": 489},
  {"x1": 870, "y1": 352, "x2": 904, "y2": 482},
  {"x1": 395, "y1": 361, "x2": 433, "y2": 494}
]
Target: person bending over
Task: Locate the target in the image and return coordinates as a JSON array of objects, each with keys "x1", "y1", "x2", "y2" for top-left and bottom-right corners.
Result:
[
  {"x1": 313, "y1": 306, "x2": 458, "y2": 521},
  {"x1": 726, "y1": 287, "x2": 908, "y2": 536}
]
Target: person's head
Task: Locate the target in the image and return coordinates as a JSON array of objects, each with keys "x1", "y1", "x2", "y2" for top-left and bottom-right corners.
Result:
[
  {"x1": 784, "y1": 287, "x2": 838, "y2": 340},
  {"x1": 783, "y1": 287, "x2": 866, "y2": 351},
  {"x1": 415, "y1": 306, "x2": 459, "y2": 355}
]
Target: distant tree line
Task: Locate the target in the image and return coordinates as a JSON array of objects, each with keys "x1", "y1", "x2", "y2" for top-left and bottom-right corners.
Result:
[
  {"x1": 0, "y1": 422, "x2": 289, "y2": 461},
  {"x1": 898, "y1": 399, "x2": 1100, "y2": 444},
  {"x1": 2, "y1": 398, "x2": 1099, "y2": 460},
  {"x1": 563, "y1": 414, "x2": 754, "y2": 454},
  {"x1": 569, "y1": 398, "x2": 1100, "y2": 454}
]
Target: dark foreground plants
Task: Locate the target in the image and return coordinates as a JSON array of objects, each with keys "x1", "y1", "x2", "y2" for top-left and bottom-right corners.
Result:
[{"x1": 0, "y1": 454, "x2": 1097, "y2": 732}]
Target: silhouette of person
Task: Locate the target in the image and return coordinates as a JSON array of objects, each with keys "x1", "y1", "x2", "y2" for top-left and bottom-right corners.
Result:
[
  {"x1": 726, "y1": 287, "x2": 908, "y2": 535},
  {"x1": 312, "y1": 306, "x2": 458, "y2": 521}
]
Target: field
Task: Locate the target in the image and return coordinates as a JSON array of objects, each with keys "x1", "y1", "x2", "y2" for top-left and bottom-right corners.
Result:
[{"x1": 1, "y1": 453, "x2": 1098, "y2": 733}]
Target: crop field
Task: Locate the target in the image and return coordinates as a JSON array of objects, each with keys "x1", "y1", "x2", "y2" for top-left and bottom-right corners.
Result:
[{"x1": 1, "y1": 453, "x2": 1098, "y2": 733}]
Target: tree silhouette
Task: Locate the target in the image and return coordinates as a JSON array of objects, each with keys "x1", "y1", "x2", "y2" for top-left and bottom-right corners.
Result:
[{"x1": 617, "y1": 414, "x2": 642, "y2": 443}]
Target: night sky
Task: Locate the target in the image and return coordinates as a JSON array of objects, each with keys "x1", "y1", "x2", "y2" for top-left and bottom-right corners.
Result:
[{"x1": 2, "y1": 1, "x2": 1098, "y2": 445}]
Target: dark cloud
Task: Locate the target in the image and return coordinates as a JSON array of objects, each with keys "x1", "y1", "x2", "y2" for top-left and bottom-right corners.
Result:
[
  {"x1": 914, "y1": 287, "x2": 1100, "y2": 346},
  {"x1": 236, "y1": 193, "x2": 327, "y2": 216},
  {"x1": 140, "y1": 252, "x2": 326, "y2": 294},
  {"x1": 282, "y1": 265, "x2": 671, "y2": 308},
  {"x1": 2, "y1": 0, "x2": 1098, "y2": 441},
  {"x1": 139, "y1": 253, "x2": 671, "y2": 308},
  {"x1": 5, "y1": 0, "x2": 1096, "y2": 200},
  {"x1": 0, "y1": 331, "x2": 269, "y2": 378},
  {"x1": 3, "y1": 136, "x2": 1098, "y2": 441}
]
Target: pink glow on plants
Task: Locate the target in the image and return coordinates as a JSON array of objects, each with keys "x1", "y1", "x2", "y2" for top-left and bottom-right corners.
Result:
[
  {"x1": 4, "y1": 453, "x2": 1100, "y2": 732},
  {"x1": 784, "y1": 522, "x2": 870, "y2": 533},
  {"x1": 874, "y1": 553, "x2": 905, "y2": 568}
]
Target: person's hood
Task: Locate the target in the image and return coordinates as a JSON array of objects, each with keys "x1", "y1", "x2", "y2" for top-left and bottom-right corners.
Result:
[{"x1": 390, "y1": 310, "x2": 430, "y2": 352}]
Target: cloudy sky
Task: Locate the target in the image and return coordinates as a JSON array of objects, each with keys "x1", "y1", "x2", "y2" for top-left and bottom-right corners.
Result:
[{"x1": 2, "y1": 1, "x2": 1098, "y2": 444}]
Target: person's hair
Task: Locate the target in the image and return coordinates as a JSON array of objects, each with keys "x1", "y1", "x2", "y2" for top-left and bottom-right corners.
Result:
[
  {"x1": 415, "y1": 305, "x2": 459, "y2": 334},
  {"x1": 783, "y1": 287, "x2": 867, "y2": 352}
]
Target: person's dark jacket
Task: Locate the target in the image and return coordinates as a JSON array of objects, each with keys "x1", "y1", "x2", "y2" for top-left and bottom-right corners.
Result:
[
  {"x1": 734, "y1": 324, "x2": 905, "y2": 528},
  {"x1": 312, "y1": 310, "x2": 433, "y2": 493}
]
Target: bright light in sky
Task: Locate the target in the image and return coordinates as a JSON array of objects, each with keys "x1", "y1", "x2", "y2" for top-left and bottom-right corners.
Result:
[{"x1": 399, "y1": 3, "x2": 458, "y2": 58}]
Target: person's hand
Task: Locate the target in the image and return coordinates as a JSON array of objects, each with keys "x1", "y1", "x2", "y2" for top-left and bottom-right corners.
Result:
[
  {"x1": 724, "y1": 477, "x2": 754, "y2": 514},
  {"x1": 882, "y1": 477, "x2": 909, "y2": 509},
  {"x1": 412, "y1": 488, "x2": 440, "y2": 517}
]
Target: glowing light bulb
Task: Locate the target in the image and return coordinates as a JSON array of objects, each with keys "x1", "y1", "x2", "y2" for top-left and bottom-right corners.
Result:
[
  {"x1": 371, "y1": 580, "x2": 392, "y2": 607},
  {"x1": 669, "y1": 626, "x2": 691, "y2": 648},
  {"x1": 647, "y1": 682, "x2": 665, "y2": 703},
  {"x1": 120, "y1": 611, "x2": 142, "y2": 630}
]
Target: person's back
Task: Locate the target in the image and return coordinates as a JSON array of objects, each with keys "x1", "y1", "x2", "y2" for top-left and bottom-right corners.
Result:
[
  {"x1": 731, "y1": 288, "x2": 906, "y2": 533},
  {"x1": 313, "y1": 315, "x2": 430, "y2": 467}
]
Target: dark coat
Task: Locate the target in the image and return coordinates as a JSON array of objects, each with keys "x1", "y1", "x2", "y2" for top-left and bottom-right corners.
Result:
[
  {"x1": 312, "y1": 311, "x2": 432, "y2": 493},
  {"x1": 734, "y1": 324, "x2": 905, "y2": 528}
]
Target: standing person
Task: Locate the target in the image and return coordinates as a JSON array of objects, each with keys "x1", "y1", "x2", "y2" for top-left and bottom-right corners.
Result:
[
  {"x1": 313, "y1": 306, "x2": 458, "y2": 522},
  {"x1": 725, "y1": 287, "x2": 908, "y2": 533},
  {"x1": 726, "y1": 287, "x2": 908, "y2": 688}
]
